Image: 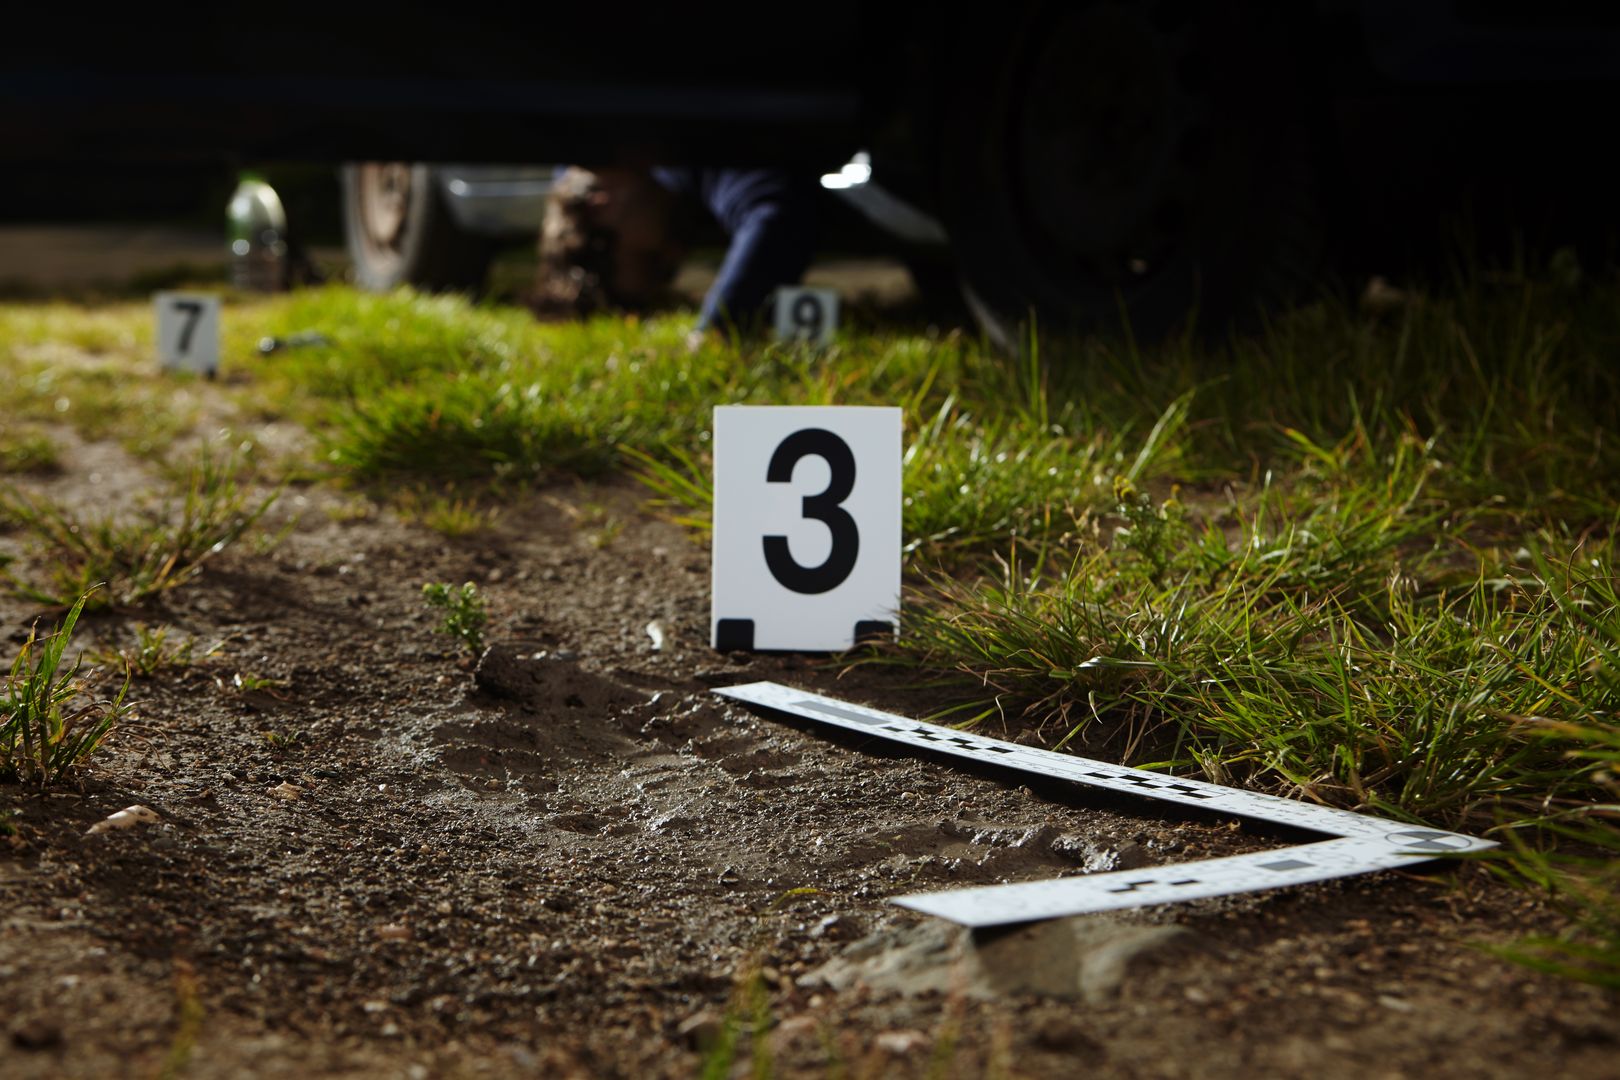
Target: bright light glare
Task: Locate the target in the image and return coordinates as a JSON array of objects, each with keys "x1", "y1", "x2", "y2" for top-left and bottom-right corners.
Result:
[{"x1": 820, "y1": 151, "x2": 872, "y2": 190}]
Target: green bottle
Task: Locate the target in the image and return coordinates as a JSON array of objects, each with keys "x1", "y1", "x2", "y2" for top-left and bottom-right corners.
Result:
[{"x1": 226, "y1": 174, "x2": 288, "y2": 292}]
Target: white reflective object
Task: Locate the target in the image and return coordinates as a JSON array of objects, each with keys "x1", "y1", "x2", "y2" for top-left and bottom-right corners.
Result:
[
  {"x1": 714, "y1": 682, "x2": 1495, "y2": 927},
  {"x1": 711, "y1": 408, "x2": 901, "y2": 652},
  {"x1": 154, "y1": 292, "x2": 222, "y2": 376},
  {"x1": 85, "y1": 804, "x2": 161, "y2": 836},
  {"x1": 820, "y1": 151, "x2": 873, "y2": 190}
]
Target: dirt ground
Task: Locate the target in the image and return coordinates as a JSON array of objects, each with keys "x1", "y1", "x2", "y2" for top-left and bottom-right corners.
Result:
[{"x1": 2, "y1": 412, "x2": 1618, "y2": 1079}]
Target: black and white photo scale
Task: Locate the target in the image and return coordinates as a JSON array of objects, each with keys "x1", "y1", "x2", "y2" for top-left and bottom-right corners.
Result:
[{"x1": 715, "y1": 682, "x2": 1494, "y2": 928}]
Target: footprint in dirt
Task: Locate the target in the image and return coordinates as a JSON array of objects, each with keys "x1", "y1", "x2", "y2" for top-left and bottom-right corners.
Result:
[
  {"x1": 434, "y1": 643, "x2": 651, "y2": 795},
  {"x1": 469, "y1": 642, "x2": 647, "y2": 713}
]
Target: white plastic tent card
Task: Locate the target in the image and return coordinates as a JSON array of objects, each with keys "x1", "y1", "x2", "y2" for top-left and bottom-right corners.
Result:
[
  {"x1": 773, "y1": 286, "x2": 839, "y2": 346},
  {"x1": 714, "y1": 681, "x2": 1495, "y2": 927},
  {"x1": 154, "y1": 291, "x2": 221, "y2": 376},
  {"x1": 711, "y1": 406, "x2": 901, "y2": 652}
]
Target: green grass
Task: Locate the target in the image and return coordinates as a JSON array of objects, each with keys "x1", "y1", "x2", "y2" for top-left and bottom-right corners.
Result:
[
  {"x1": 1496, "y1": 810, "x2": 1620, "y2": 991},
  {"x1": 392, "y1": 486, "x2": 502, "y2": 537},
  {"x1": 232, "y1": 671, "x2": 290, "y2": 695},
  {"x1": 241, "y1": 289, "x2": 1147, "y2": 549},
  {"x1": 0, "y1": 302, "x2": 199, "y2": 458},
  {"x1": 2, "y1": 592, "x2": 130, "y2": 785},
  {"x1": 1486, "y1": 578, "x2": 1620, "y2": 990},
  {"x1": 892, "y1": 492, "x2": 1616, "y2": 830},
  {"x1": 0, "y1": 301, "x2": 149, "y2": 356},
  {"x1": 228, "y1": 274, "x2": 1620, "y2": 552},
  {"x1": 0, "y1": 424, "x2": 60, "y2": 475},
  {"x1": 156, "y1": 960, "x2": 205, "y2": 1080},
  {"x1": 93, "y1": 623, "x2": 206, "y2": 678},
  {"x1": 1, "y1": 448, "x2": 280, "y2": 609}
]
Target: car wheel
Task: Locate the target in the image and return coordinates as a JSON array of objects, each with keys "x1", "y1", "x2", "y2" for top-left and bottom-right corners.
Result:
[
  {"x1": 944, "y1": 2, "x2": 1324, "y2": 349},
  {"x1": 900, "y1": 253, "x2": 970, "y2": 323},
  {"x1": 341, "y1": 162, "x2": 494, "y2": 292}
]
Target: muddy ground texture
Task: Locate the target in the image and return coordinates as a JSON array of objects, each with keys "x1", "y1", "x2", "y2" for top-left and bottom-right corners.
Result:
[{"x1": 2, "y1": 425, "x2": 1617, "y2": 1079}]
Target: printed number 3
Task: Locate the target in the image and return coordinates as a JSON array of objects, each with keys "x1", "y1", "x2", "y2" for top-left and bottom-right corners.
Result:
[
  {"x1": 764, "y1": 428, "x2": 858, "y2": 594},
  {"x1": 173, "y1": 300, "x2": 204, "y2": 354}
]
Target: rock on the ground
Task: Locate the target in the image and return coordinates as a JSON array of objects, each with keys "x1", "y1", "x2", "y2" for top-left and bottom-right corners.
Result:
[
  {"x1": 473, "y1": 643, "x2": 647, "y2": 714},
  {"x1": 83, "y1": 804, "x2": 160, "y2": 836},
  {"x1": 875, "y1": 1029, "x2": 929, "y2": 1055},
  {"x1": 805, "y1": 916, "x2": 1196, "y2": 1004},
  {"x1": 676, "y1": 1009, "x2": 724, "y2": 1051}
]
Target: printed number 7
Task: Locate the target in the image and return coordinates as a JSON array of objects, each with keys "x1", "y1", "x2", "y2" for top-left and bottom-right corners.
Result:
[
  {"x1": 173, "y1": 300, "x2": 204, "y2": 354},
  {"x1": 763, "y1": 428, "x2": 858, "y2": 594}
]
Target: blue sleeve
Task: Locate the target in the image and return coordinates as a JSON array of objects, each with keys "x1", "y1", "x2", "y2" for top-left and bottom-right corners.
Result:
[{"x1": 657, "y1": 168, "x2": 816, "y2": 331}]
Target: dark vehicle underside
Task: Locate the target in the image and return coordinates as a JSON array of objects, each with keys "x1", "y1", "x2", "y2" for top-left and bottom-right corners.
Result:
[{"x1": 6, "y1": 2, "x2": 1620, "y2": 342}]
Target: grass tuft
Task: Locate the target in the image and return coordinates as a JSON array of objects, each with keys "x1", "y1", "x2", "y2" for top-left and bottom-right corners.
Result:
[
  {"x1": 1, "y1": 449, "x2": 280, "y2": 608},
  {"x1": 893, "y1": 478, "x2": 1618, "y2": 831},
  {"x1": 0, "y1": 425, "x2": 60, "y2": 475},
  {"x1": 94, "y1": 623, "x2": 208, "y2": 678},
  {"x1": 1496, "y1": 809, "x2": 1620, "y2": 990},
  {"x1": 1, "y1": 592, "x2": 130, "y2": 785},
  {"x1": 393, "y1": 487, "x2": 502, "y2": 538}
]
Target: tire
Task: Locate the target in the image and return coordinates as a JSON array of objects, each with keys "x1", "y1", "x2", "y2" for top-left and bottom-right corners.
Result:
[
  {"x1": 943, "y1": 2, "x2": 1324, "y2": 350},
  {"x1": 901, "y1": 253, "x2": 970, "y2": 322},
  {"x1": 341, "y1": 162, "x2": 494, "y2": 292}
]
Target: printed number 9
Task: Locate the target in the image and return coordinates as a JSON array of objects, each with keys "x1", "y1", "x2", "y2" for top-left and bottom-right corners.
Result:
[
  {"x1": 791, "y1": 294, "x2": 824, "y2": 341},
  {"x1": 763, "y1": 428, "x2": 858, "y2": 594}
]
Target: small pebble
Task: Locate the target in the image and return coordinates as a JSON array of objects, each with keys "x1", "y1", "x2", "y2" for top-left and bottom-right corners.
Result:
[
  {"x1": 875, "y1": 1030, "x2": 928, "y2": 1055},
  {"x1": 84, "y1": 804, "x2": 160, "y2": 836},
  {"x1": 11, "y1": 1019, "x2": 62, "y2": 1051},
  {"x1": 677, "y1": 1010, "x2": 723, "y2": 1051},
  {"x1": 1034, "y1": 1017, "x2": 1100, "y2": 1052}
]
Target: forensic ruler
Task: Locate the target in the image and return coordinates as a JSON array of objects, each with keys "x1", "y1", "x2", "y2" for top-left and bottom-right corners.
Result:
[{"x1": 714, "y1": 682, "x2": 1493, "y2": 928}]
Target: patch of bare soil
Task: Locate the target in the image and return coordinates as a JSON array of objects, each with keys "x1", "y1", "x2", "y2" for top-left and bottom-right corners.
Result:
[{"x1": 2, "y1": 437, "x2": 1617, "y2": 1079}]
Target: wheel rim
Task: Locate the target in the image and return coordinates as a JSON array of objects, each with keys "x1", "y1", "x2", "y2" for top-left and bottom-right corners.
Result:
[
  {"x1": 1011, "y1": 5, "x2": 1201, "y2": 289},
  {"x1": 356, "y1": 162, "x2": 413, "y2": 258}
]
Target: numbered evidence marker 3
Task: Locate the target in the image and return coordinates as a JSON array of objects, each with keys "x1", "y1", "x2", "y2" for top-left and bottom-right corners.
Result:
[
  {"x1": 712, "y1": 406, "x2": 901, "y2": 652},
  {"x1": 773, "y1": 286, "x2": 839, "y2": 347},
  {"x1": 713, "y1": 682, "x2": 1497, "y2": 928},
  {"x1": 154, "y1": 291, "x2": 222, "y2": 376}
]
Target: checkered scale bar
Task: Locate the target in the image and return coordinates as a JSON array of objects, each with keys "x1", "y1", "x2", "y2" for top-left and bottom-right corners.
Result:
[
  {"x1": 713, "y1": 682, "x2": 1494, "y2": 925},
  {"x1": 893, "y1": 834, "x2": 1488, "y2": 927},
  {"x1": 715, "y1": 682, "x2": 1424, "y2": 839}
]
